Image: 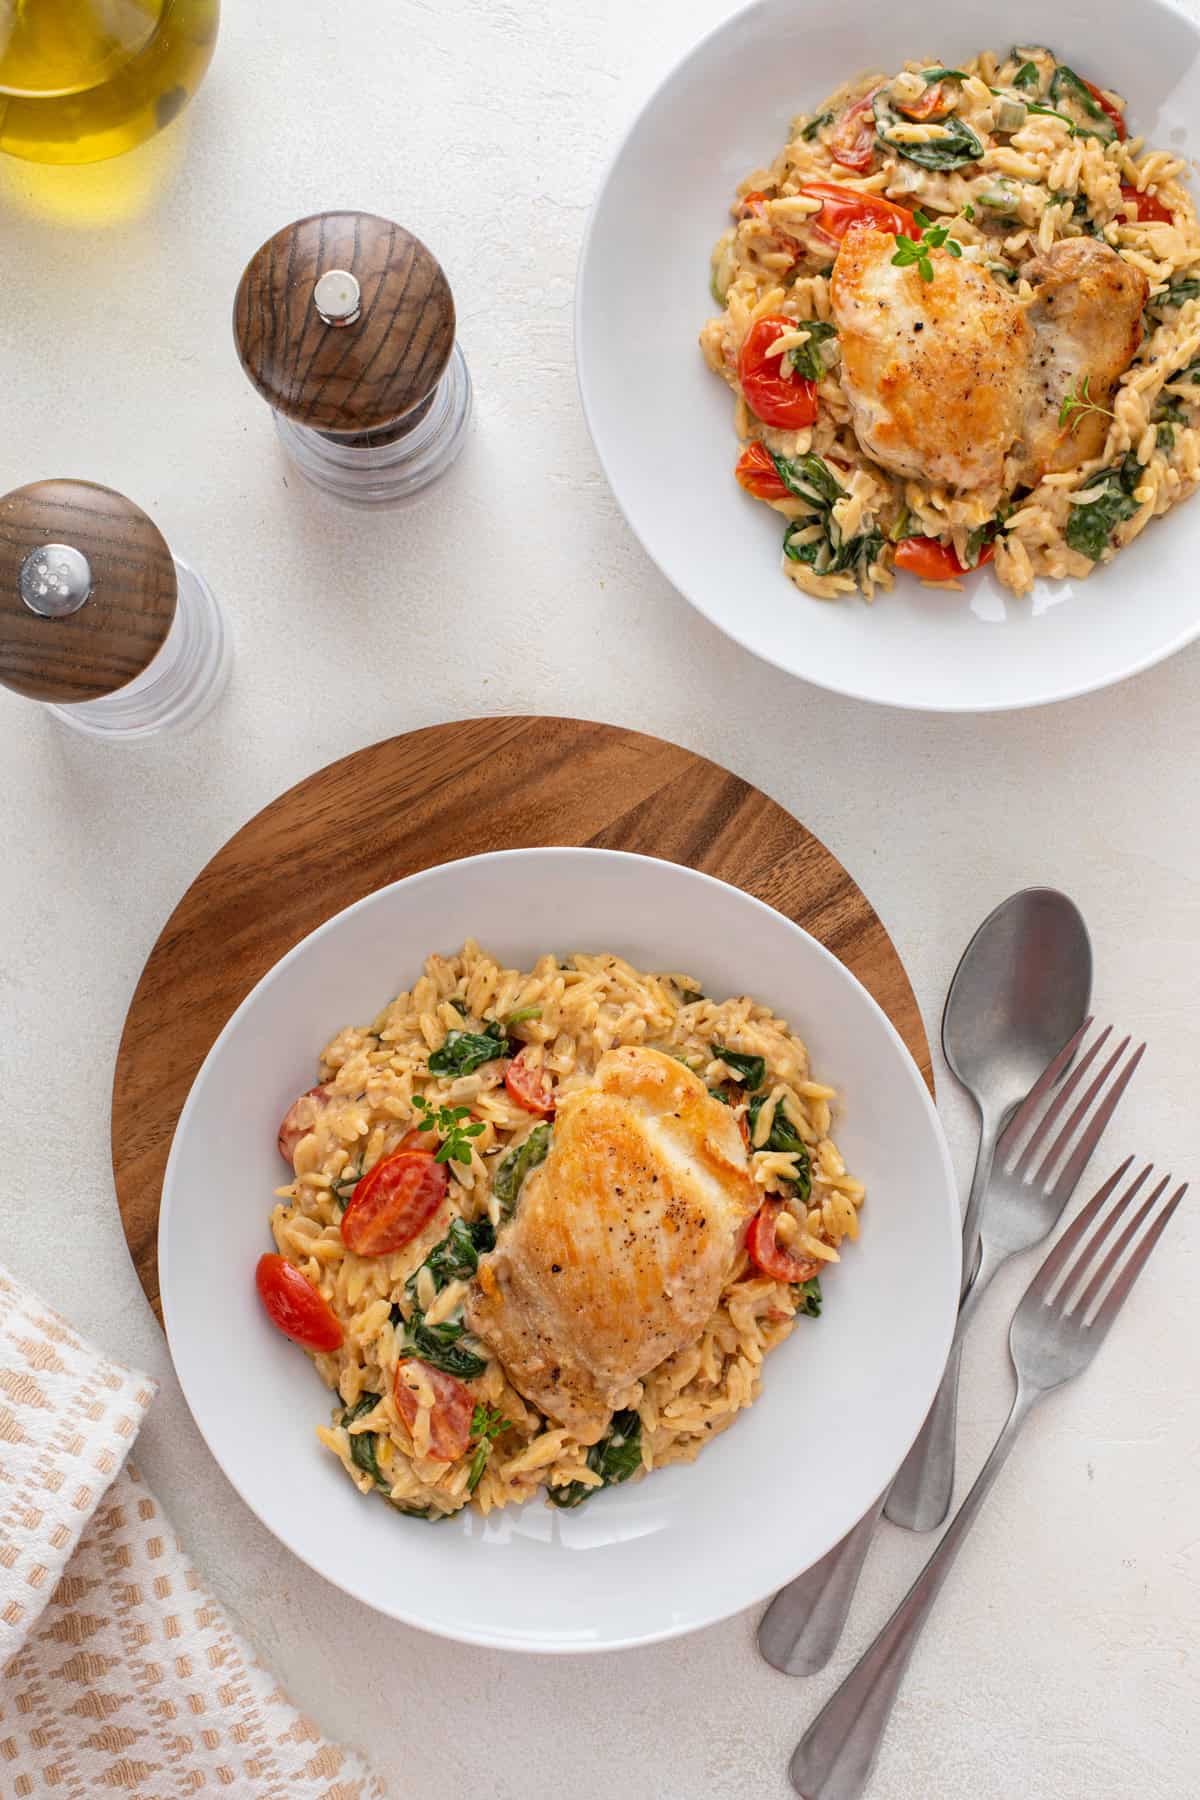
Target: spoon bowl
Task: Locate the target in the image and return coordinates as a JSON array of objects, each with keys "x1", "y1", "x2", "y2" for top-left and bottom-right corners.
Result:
[{"x1": 943, "y1": 888, "x2": 1093, "y2": 1133}]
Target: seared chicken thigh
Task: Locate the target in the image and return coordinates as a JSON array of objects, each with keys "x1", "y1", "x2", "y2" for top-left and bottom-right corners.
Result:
[
  {"x1": 831, "y1": 226, "x2": 1032, "y2": 495},
  {"x1": 1018, "y1": 238, "x2": 1148, "y2": 478},
  {"x1": 831, "y1": 226, "x2": 1148, "y2": 503},
  {"x1": 466, "y1": 1046, "x2": 759, "y2": 1443}
]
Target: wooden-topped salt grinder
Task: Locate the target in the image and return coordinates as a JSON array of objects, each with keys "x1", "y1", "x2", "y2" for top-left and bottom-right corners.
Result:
[
  {"x1": 0, "y1": 480, "x2": 230, "y2": 742},
  {"x1": 233, "y1": 211, "x2": 471, "y2": 506}
]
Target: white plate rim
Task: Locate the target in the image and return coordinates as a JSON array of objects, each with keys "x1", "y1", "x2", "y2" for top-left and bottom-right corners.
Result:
[{"x1": 158, "y1": 845, "x2": 959, "y2": 1652}]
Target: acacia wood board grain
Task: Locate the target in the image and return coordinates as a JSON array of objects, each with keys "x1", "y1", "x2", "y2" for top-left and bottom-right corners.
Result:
[{"x1": 111, "y1": 717, "x2": 933, "y2": 1322}]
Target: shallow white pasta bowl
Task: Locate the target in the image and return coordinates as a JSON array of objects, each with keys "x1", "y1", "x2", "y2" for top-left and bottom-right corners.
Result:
[
  {"x1": 576, "y1": 0, "x2": 1200, "y2": 711},
  {"x1": 160, "y1": 847, "x2": 958, "y2": 1651}
]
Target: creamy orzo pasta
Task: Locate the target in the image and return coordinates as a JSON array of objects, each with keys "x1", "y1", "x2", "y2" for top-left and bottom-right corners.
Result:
[
  {"x1": 701, "y1": 46, "x2": 1200, "y2": 600},
  {"x1": 257, "y1": 942, "x2": 862, "y2": 1520}
]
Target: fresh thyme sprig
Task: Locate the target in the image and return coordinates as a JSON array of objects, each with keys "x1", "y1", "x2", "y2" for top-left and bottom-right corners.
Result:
[
  {"x1": 410, "y1": 1093, "x2": 486, "y2": 1165},
  {"x1": 891, "y1": 210, "x2": 963, "y2": 283},
  {"x1": 1058, "y1": 374, "x2": 1115, "y2": 434},
  {"x1": 467, "y1": 1404, "x2": 511, "y2": 1492}
]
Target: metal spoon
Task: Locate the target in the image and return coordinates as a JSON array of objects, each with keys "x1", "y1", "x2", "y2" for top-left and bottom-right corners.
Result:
[
  {"x1": 883, "y1": 886, "x2": 1092, "y2": 1530},
  {"x1": 758, "y1": 887, "x2": 1091, "y2": 1675},
  {"x1": 935, "y1": 886, "x2": 1093, "y2": 1305}
]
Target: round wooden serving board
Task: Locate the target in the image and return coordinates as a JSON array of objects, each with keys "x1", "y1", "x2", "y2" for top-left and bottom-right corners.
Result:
[{"x1": 112, "y1": 716, "x2": 933, "y2": 1322}]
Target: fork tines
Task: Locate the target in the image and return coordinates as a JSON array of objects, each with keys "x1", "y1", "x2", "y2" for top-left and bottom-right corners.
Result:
[
  {"x1": 999, "y1": 1018, "x2": 1146, "y2": 1198},
  {"x1": 1029, "y1": 1159, "x2": 1189, "y2": 1336}
]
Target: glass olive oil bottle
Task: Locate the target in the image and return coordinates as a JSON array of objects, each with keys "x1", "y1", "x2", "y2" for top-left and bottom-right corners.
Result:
[{"x1": 0, "y1": 0, "x2": 218, "y2": 163}]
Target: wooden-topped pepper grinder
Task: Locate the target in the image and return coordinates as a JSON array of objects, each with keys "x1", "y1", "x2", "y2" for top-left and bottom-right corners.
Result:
[
  {"x1": 233, "y1": 211, "x2": 472, "y2": 507},
  {"x1": 0, "y1": 480, "x2": 230, "y2": 742}
]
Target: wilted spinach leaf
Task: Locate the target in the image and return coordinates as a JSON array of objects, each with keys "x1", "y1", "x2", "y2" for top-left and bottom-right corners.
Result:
[
  {"x1": 747, "y1": 1093, "x2": 813, "y2": 1203},
  {"x1": 493, "y1": 1122, "x2": 552, "y2": 1219},
  {"x1": 546, "y1": 1411, "x2": 643, "y2": 1509},
  {"x1": 427, "y1": 1021, "x2": 508, "y2": 1076}
]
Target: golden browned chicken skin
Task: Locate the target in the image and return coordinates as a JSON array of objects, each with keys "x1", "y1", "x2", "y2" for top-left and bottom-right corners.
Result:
[
  {"x1": 1019, "y1": 237, "x2": 1148, "y2": 479},
  {"x1": 831, "y1": 226, "x2": 1148, "y2": 501},
  {"x1": 466, "y1": 1046, "x2": 759, "y2": 1443},
  {"x1": 831, "y1": 225, "x2": 1032, "y2": 496}
]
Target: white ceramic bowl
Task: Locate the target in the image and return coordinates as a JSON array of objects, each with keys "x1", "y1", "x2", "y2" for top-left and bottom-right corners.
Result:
[
  {"x1": 576, "y1": 0, "x2": 1200, "y2": 711},
  {"x1": 160, "y1": 848, "x2": 958, "y2": 1651}
]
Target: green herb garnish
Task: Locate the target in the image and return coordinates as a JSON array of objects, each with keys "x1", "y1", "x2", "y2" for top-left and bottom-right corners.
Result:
[
  {"x1": 1058, "y1": 374, "x2": 1115, "y2": 435},
  {"x1": 891, "y1": 209, "x2": 963, "y2": 283},
  {"x1": 493, "y1": 1121, "x2": 552, "y2": 1219},
  {"x1": 801, "y1": 109, "x2": 833, "y2": 140},
  {"x1": 746, "y1": 1093, "x2": 813, "y2": 1203},
  {"x1": 961, "y1": 202, "x2": 976, "y2": 221},
  {"x1": 466, "y1": 1403, "x2": 510, "y2": 1493},
  {"x1": 710, "y1": 1042, "x2": 766, "y2": 1090},
  {"x1": 546, "y1": 1410, "x2": 643, "y2": 1510},
  {"x1": 427, "y1": 1020, "x2": 509, "y2": 1077},
  {"x1": 1013, "y1": 60, "x2": 1042, "y2": 93},
  {"x1": 1063, "y1": 453, "x2": 1144, "y2": 561},
  {"x1": 410, "y1": 1093, "x2": 486, "y2": 1165}
]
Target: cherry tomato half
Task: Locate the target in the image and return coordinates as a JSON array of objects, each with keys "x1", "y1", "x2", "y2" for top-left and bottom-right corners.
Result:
[
  {"x1": 278, "y1": 1085, "x2": 330, "y2": 1165},
  {"x1": 737, "y1": 189, "x2": 769, "y2": 219},
  {"x1": 256, "y1": 1253, "x2": 343, "y2": 1352},
  {"x1": 505, "y1": 1048, "x2": 556, "y2": 1116},
  {"x1": 393, "y1": 1358, "x2": 474, "y2": 1462},
  {"x1": 801, "y1": 183, "x2": 917, "y2": 249},
  {"x1": 340, "y1": 1150, "x2": 448, "y2": 1256},
  {"x1": 1120, "y1": 184, "x2": 1172, "y2": 224},
  {"x1": 735, "y1": 441, "x2": 791, "y2": 500},
  {"x1": 894, "y1": 536, "x2": 995, "y2": 581},
  {"x1": 737, "y1": 316, "x2": 819, "y2": 430},
  {"x1": 895, "y1": 80, "x2": 952, "y2": 122},
  {"x1": 746, "y1": 1202, "x2": 822, "y2": 1285},
  {"x1": 1081, "y1": 76, "x2": 1127, "y2": 141},
  {"x1": 828, "y1": 88, "x2": 880, "y2": 173}
]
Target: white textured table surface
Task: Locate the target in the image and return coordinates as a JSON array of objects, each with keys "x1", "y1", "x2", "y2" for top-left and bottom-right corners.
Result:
[{"x1": 1, "y1": 5, "x2": 1197, "y2": 1796}]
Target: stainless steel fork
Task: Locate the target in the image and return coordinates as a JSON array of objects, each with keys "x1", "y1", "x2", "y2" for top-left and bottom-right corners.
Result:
[
  {"x1": 885, "y1": 1020, "x2": 1145, "y2": 1531},
  {"x1": 788, "y1": 1160, "x2": 1188, "y2": 1800},
  {"x1": 758, "y1": 1020, "x2": 1142, "y2": 1676}
]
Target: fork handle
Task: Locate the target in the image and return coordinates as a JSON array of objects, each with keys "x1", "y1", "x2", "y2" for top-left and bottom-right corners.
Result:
[
  {"x1": 788, "y1": 1382, "x2": 1039, "y2": 1800},
  {"x1": 758, "y1": 1494, "x2": 887, "y2": 1675}
]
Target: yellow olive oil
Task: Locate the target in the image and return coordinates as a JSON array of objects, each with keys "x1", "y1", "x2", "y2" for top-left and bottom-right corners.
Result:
[{"x1": 0, "y1": 0, "x2": 218, "y2": 163}]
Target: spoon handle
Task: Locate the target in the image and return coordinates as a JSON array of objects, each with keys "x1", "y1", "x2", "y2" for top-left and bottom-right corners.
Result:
[
  {"x1": 883, "y1": 1118, "x2": 1002, "y2": 1533},
  {"x1": 757, "y1": 1494, "x2": 886, "y2": 1675},
  {"x1": 954, "y1": 1108, "x2": 1003, "y2": 1302}
]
